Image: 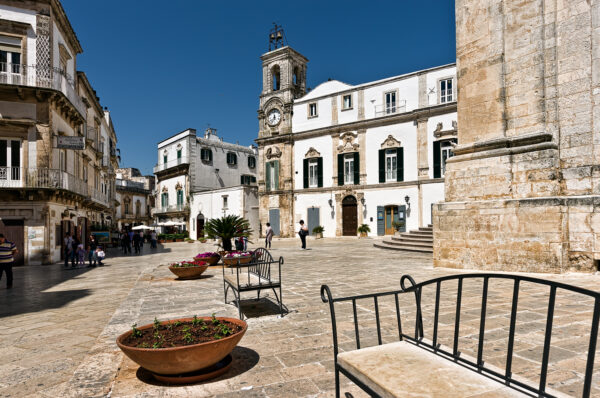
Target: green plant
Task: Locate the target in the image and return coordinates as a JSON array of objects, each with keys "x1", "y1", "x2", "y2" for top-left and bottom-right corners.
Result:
[
  {"x1": 312, "y1": 225, "x2": 324, "y2": 234},
  {"x1": 204, "y1": 215, "x2": 253, "y2": 252},
  {"x1": 131, "y1": 323, "x2": 142, "y2": 338},
  {"x1": 152, "y1": 341, "x2": 163, "y2": 349},
  {"x1": 192, "y1": 315, "x2": 204, "y2": 326},
  {"x1": 173, "y1": 321, "x2": 182, "y2": 327},
  {"x1": 211, "y1": 313, "x2": 219, "y2": 325},
  {"x1": 153, "y1": 317, "x2": 161, "y2": 330},
  {"x1": 392, "y1": 220, "x2": 405, "y2": 230},
  {"x1": 357, "y1": 224, "x2": 371, "y2": 234}
]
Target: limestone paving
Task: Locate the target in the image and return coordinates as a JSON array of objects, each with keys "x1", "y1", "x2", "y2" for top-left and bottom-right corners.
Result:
[{"x1": 1, "y1": 239, "x2": 600, "y2": 397}]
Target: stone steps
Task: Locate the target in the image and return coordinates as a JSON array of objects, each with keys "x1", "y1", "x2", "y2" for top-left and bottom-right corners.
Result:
[{"x1": 374, "y1": 225, "x2": 434, "y2": 254}]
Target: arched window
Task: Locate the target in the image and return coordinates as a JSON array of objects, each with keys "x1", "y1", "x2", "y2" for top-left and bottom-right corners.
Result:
[
  {"x1": 248, "y1": 155, "x2": 256, "y2": 168},
  {"x1": 293, "y1": 66, "x2": 300, "y2": 86},
  {"x1": 272, "y1": 65, "x2": 280, "y2": 91},
  {"x1": 135, "y1": 200, "x2": 141, "y2": 216}
]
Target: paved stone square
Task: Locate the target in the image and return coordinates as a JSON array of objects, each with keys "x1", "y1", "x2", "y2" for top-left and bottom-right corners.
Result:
[{"x1": 1, "y1": 239, "x2": 600, "y2": 397}]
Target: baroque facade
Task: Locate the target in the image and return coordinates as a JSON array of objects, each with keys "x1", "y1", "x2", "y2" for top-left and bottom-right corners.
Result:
[
  {"x1": 153, "y1": 128, "x2": 258, "y2": 238},
  {"x1": 434, "y1": 0, "x2": 600, "y2": 272},
  {"x1": 115, "y1": 168, "x2": 153, "y2": 231},
  {"x1": 0, "y1": 0, "x2": 119, "y2": 265},
  {"x1": 256, "y1": 43, "x2": 457, "y2": 237}
]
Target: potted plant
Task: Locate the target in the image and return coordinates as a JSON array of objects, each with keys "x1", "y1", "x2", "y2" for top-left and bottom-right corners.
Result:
[
  {"x1": 157, "y1": 234, "x2": 166, "y2": 244},
  {"x1": 222, "y1": 251, "x2": 253, "y2": 266},
  {"x1": 392, "y1": 220, "x2": 405, "y2": 235},
  {"x1": 204, "y1": 215, "x2": 252, "y2": 252},
  {"x1": 116, "y1": 314, "x2": 247, "y2": 383},
  {"x1": 194, "y1": 251, "x2": 221, "y2": 266},
  {"x1": 168, "y1": 259, "x2": 209, "y2": 279},
  {"x1": 312, "y1": 225, "x2": 324, "y2": 239},
  {"x1": 357, "y1": 224, "x2": 371, "y2": 238}
]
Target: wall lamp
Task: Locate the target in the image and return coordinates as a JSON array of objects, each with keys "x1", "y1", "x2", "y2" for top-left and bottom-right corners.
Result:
[
  {"x1": 328, "y1": 199, "x2": 333, "y2": 208},
  {"x1": 404, "y1": 195, "x2": 411, "y2": 210},
  {"x1": 361, "y1": 197, "x2": 365, "y2": 205}
]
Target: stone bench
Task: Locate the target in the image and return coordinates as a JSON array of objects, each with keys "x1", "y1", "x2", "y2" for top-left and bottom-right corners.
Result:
[
  {"x1": 223, "y1": 248, "x2": 284, "y2": 319},
  {"x1": 321, "y1": 274, "x2": 600, "y2": 398}
]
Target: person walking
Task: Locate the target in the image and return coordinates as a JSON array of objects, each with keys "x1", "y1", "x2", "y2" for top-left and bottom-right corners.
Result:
[
  {"x1": 139, "y1": 230, "x2": 144, "y2": 250},
  {"x1": 265, "y1": 223, "x2": 273, "y2": 249},
  {"x1": 71, "y1": 236, "x2": 79, "y2": 268},
  {"x1": 0, "y1": 233, "x2": 17, "y2": 289},
  {"x1": 150, "y1": 230, "x2": 157, "y2": 249},
  {"x1": 76, "y1": 241, "x2": 86, "y2": 267},
  {"x1": 298, "y1": 220, "x2": 309, "y2": 250},
  {"x1": 63, "y1": 233, "x2": 73, "y2": 267},
  {"x1": 88, "y1": 234, "x2": 97, "y2": 267},
  {"x1": 132, "y1": 232, "x2": 141, "y2": 254}
]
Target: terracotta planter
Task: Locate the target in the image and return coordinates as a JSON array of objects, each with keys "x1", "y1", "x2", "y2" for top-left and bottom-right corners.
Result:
[
  {"x1": 359, "y1": 232, "x2": 368, "y2": 238},
  {"x1": 116, "y1": 317, "x2": 247, "y2": 375},
  {"x1": 168, "y1": 264, "x2": 209, "y2": 279},
  {"x1": 201, "y1": 255, "x2": 220, "y2": 266},
  {"x1": 158, "y1": 240, "x2": 165, "y2": 244},
  {"x1": 222, "y1": 256, "x2": 252, "y2": 266},
  {"x1": 176, "y1": 239, "x2": 184, "y2": 242},
  {"x1": 314, "y1": 232, "x2": 323, "y2": 239}
]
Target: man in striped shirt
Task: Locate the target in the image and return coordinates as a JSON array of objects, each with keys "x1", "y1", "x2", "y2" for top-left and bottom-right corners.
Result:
[{"x1": 0, "y1": 233, "x2": 17, "y2": 289}]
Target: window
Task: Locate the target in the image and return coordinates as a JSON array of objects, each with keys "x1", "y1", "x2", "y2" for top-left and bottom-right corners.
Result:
[
  {"x1": 0, "y1": 139, "x2": 21, "y2": 181},
  {"x1": 433, "y1": 139, "x2": 457, "y2": 178},
  {"x1": 308, "y1": 103, "x2": 318, "y2": 118},
  {"x1": 440, "y1": 78, "x2": 454, "y2": 103},
  {"x1": 200, "y1": 148, "x2": 213, "y2": 162},
  {"x1": 161, "y1": 192, "x2": 168, "y2": 208},
  {"x1": 222, "y1": 195, "x2": 228, "y2": 209},
  {"x1": 0, "y1": 35, "x2": 22, "y2": 81},
  {"x1": 342, "y1": 94, "x2": 352, "y2": 110},
  {"x1": 241, "y1": 175, "x2": 256, "y2": 185},
  {"x1": 385, "y1": 149, "x2": 397, "y2": 181},
  {"x1": 124, "y1": 201, "x2": 130, "y2": 215},
  {"x1": 227, "y1": 152, "x2": 237, "y2": 165},
  {"x1": 385, "y1": 91, "x2": 396, "y2": 114},
  {"x1": 248, "y1": 155, "x2": 256, "y2": 168},
  {"x1": 265, "y1": 160, "x2": 279, "y2": 191},
  {"x1": 441, "y1": 140, "x2": 455, "y2": 176},
  {"x1": 308, "y1": 159, "x2": 319, "y2": 188},
  {"x1": 136, "y1": 201, "x2": 141, "y2": 216},
  {"x1": 272, "y1": 65, "x2": 280, "y2": 91},
  {"x1": 344, "y1": 154, "x2": 354, "y2": 185},
  {"x1": 83, "y1": 163, "x2": 87, "y2": 182},
  {"x1": 177, "y1": 189, "x2": 184, "y2": 207},
  {"x1": 177, "y1": 149, "x2": 182, "y2": 160},
  {"x1": 293, "y1": 66, "x2": 300, "y2": 86},
  {"x1": 59, "y1": 150, "x2": 66, "y2": 172},
  {"x1": 163, "y1": 152, "x2": 167, "y2": 165}
]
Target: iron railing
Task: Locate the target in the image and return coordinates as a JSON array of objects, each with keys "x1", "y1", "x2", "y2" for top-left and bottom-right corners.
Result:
[
  {"x1": 0, "y1": 63, "x2": 86, "y2": 117},
  {"x1": 154, "y1": 204, "x2": 189, "y2": 213},
  {"x1": 321, "y1": 273, "x2": 600, "y2": 398},
  {"x1": 374, "y1": 100, "x2": 407, "y2": 117},
  {"x1": 153, "y1": 156, "x2": 190, "y2": 173}
]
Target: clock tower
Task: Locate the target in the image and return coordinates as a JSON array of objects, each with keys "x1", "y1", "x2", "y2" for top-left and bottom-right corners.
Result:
[{"x1": 256, "y1": 25, "x2": 308, "y2": 237}]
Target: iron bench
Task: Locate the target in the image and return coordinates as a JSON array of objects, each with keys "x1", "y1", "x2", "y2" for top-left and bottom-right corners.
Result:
[
  {"x1": 223, "y1": 247, "x2": 284, "y2": 319},
  {"x1": 321, "y1": 273, "x2": 600, "y2": 398}
]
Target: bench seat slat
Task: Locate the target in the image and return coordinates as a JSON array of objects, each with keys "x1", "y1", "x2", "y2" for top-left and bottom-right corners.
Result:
[
  {"x1": 337, "y1": 341, "x2": 523, "y2": 398},
  {"x1": 224, "y1": 273, "x2": 278, "y2": 290}
]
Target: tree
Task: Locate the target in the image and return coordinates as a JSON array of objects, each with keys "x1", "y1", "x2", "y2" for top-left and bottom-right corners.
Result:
[{"x1": 204, "y1": 215, "x2": 252, "y2": 252}]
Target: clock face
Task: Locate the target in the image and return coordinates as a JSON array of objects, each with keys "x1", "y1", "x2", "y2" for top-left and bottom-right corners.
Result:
[{"x1": 267, "y1": 108, "x2": 281, "y2": 126}]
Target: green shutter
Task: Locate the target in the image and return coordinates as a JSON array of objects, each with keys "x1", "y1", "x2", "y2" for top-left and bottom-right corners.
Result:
[
  {"x1": 377, "y1": 206, "x2": 385, "y2": 236},
  {"x1": 317, "y1": 157, "x2": 323, "y2": 188},
  {"x1": 303, "y1": 159, "x2": 309, "y2": 189},
  {"x1": 353, "y1": 152, "x2": 360, "y2": 185},
  {"x1": 337, "y1": 154, "x2": 344, "y2": 186},
  {"x1": 379, "y1": 149, "x2": 385, "y2": 183},
  {"x1": 266, "y1": 162, "x2": 271, "y2": 191},
  {"x1": 433, "y1": 141, "x2": 441, "y2": 178},
  {"x1": 273, "y1": 160, "x2": 279, "y2": 189},
  {"x1": 397, "y1": 147, "x2": 404, "y2": 182}
]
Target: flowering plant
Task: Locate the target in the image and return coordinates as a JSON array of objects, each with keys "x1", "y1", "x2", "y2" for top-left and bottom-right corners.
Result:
[
  {"x1": 194, "y1": 252, "x2": 220, "y2": 259},
  {"x1": 223, "y1": 251, "x2": 253, "y2": 258},
  {"x1": 170, "y1": 259, "x2": 207, "y2": 268}
]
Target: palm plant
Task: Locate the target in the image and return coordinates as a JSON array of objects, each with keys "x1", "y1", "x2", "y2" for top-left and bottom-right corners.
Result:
[{"x1": 203, "y1": 215, "x2": 252, "y2": 252}]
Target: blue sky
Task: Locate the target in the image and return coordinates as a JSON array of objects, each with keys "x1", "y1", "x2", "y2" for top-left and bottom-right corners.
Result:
[{"x1": 62, "y1": 1, "x2": 456, "y2": 175}]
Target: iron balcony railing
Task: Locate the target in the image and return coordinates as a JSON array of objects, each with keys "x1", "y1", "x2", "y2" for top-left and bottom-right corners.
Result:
[
  {"x1": 0, "y1": 63, "x2": 87, "y2": 117},
  {"x1": 154, "y1": 204, "x2": 189, "y2": 214},
  {"x1": 153, "y1": 156, "x2": 190, "y2": 173},
  {"x1": 374, "y1": 100, "x2": 407, "y2": 117},
  {"x1": 0, "y1": 167, "x2": 109, "y2": 206}
]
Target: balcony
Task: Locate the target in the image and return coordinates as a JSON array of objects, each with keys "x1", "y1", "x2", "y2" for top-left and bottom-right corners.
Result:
[
  {"x1": 0, "y1": 167, "x2": 109, "y2": 207},
  {"x1": 0, "y1": 63, "x2": 87, "y2": 117},
  {"x1": 153, "y1": 156, "x2": 190, "y2": 173},
  {"x1": 154, "y1": 204, "x2": 190, "y2": 214},
  {"x1": 116, "y1": 179, "x2": 148, "y2": 194},
  {"x1": 374, "y1": 100, "x2": 407, "y2": 117}
]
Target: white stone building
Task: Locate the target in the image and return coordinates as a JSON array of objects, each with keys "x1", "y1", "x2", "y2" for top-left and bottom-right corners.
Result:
[
  {"x1": 256, "y1": 40, "x2": 457, "y2": 237},
  {"x1": 153, "y1": 128, "x2": 258, "y2": 238},
  {"x1": 115, "y1": 168, "x2": 153, "y2": 230}
]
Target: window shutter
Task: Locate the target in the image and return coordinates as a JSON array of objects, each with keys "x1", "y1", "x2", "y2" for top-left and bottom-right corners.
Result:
[
  {"x1": 251, "y1": 176, "x2": 256, "y2": 183},
  {"x1": 377, "y1": 206, "x2": 385, "y2": 236},
  {"x1": 209, "y1": 149, "x2": 213, "y2": 162},
  {"x1": 433, "y1": 141, "x2": 441, "y2": 178},
  {"x1": 266, "y1": 162, "x2": 271, "y2": 191},
  {"x1": 378, "y1": 149, "x2": 385, "y2": 183},
  {"x1": 317, "y1": 157, "x2": 323, "y2": 187},
  {"x1": 273, "y1": 160, "x2": 279, "y2": 189},
  {"x1": 303, "y1": 159, "x2": 309, "y2": 189},
  {"x1": 337, "y1": 154, "x2": 344, "y2": 186},
  {"x1": 353, "y1": 152, "x2": 360, "y2": 185},
  {"x1": 397, "y1": 147, "x2": 404, "y2": 182},
  {"x1": 241, "y1": 176, "x2": 244, "y2": 185}
]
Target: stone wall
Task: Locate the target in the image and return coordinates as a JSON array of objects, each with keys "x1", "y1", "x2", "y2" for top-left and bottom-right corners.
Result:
[{"x1": 435, "y1": 0, "x2": 600, "y2": 272}]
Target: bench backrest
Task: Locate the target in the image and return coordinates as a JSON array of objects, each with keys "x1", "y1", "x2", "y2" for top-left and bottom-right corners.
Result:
[
  {"x1": 321, "y1": 273, "x2": 600, "y2": 398},
  {"x1": 249, "y1": 248, "x2": 274, "y2": 280}
]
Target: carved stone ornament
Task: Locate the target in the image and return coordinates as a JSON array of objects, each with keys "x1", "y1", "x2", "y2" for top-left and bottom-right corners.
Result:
[
  {"x1": 175, "y1": 182, "x2": 182, "y2": 190},
  {"x1": 161, "y1": 186, "x2": 168, "y2": 193},
  {"x1": 380, "y1": 135, "x2": 401, "y2": 149},
  {"x1": 337, "y1": 132, "x2": 359, "y2": 153},
  {"x1": 265, "y1": 146, "x2": 282, "y2": 159},
  {"x1": 434, "y1": 121, "x2": 458, "y2": 139},
  {"x1": 304, "y1": 147, "x2": 321, "y2": 158}
]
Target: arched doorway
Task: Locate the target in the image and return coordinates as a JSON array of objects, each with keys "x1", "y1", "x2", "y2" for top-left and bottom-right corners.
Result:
[
  {"x1": 196, "y1": 213, "x2": 205, "y2": 238},
  {"x1": 342, "y1": 195, "x2": 358, "y2": 236}
]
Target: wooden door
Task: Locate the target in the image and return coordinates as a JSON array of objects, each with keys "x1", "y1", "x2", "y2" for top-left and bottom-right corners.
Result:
[
  {"x1": 0, "y1": 219, "x2": 24, "y2": 265},
  {"x1": 384, "y1": 206, "x2": 398, "y2": 235},
  {"x1": 196, "y1": 216, "x2": 205, "y2": 238},
  {"x1": 342, "y1": 196, "x2": 357, "y2": 236}
]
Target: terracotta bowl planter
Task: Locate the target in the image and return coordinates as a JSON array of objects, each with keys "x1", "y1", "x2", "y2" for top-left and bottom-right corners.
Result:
[
  {"x1": 201, "y1": 255, "x2": 220, "y2": 266},
  {"x1": 116, "y1": 317, "x2": 247, "y2": 375},
  {"x1": 222, "y1": 256, "x2": 252, "y2": 266},
  {"x1": 168, "y1": 264, "x2": 209, "y2": 279}
]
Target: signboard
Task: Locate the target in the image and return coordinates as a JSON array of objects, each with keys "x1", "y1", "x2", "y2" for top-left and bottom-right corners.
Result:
[{"x1": 57, "y1": 136, "x2": 85, "y2": 150}]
